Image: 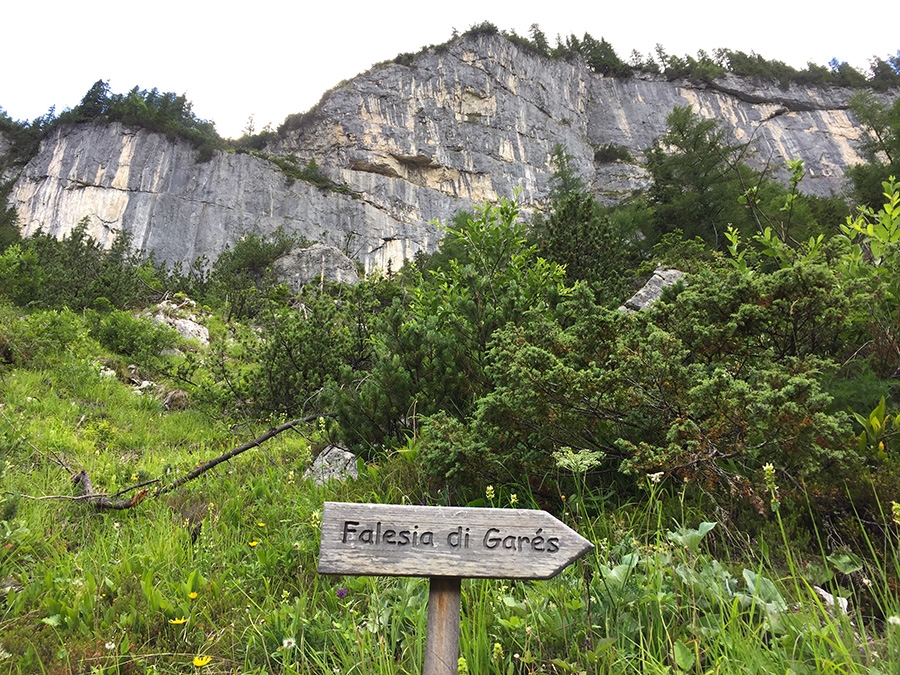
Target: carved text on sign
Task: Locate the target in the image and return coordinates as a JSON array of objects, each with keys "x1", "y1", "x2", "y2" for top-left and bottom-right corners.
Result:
[
  {"x1": 319, "y1": 502, "x2": 593, "y2": 579},
  {"x1": 339, "y1": 520, "x2": 562, "y2": 553}
]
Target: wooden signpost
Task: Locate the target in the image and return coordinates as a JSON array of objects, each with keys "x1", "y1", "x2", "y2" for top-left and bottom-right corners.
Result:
[{"x1": 318, "y1": 502, "x2": 594, "y2": 675}]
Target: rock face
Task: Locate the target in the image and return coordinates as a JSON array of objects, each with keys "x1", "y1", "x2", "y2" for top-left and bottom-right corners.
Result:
[
  {"x1": 620, "y1": 267, "x2": 686, "y2": 312},
  {"x1": 273, "y1": 244, "x2": 360, "y2": 290},
  {"x1": 5, "y1": 33, "x2": 876, "y2": 272}
]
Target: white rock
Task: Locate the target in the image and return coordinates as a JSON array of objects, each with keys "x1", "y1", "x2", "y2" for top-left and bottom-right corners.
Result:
[{"x1": 304, "y1": 445, "x2": 359, "y2": 485}]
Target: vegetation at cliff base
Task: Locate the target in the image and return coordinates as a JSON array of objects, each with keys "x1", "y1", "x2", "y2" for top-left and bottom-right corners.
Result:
[
  {"x1": 2, "y1": 25, "x2": 900, "y2": 674},
  {"x1": 3, "y1": 136, "x2": 900, "y2": 671}
]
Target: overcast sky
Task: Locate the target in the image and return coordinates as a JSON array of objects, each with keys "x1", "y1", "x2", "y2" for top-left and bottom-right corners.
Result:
[{"x1": 2, "y1": 0, "x2": 896, "y2": 139}]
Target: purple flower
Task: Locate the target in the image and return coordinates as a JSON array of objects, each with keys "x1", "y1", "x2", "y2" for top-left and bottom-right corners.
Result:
[{"x1": 335, "y1": 587, "x2": 348, "y2": 599}]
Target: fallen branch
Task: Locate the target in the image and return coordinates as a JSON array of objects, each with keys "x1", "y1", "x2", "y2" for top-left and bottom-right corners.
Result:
[
  {"x1": 155, "y1": 415, "x2": 323, "y2": 496},
  {"x1": 72, "y1": 470, "x2": 148, "y2": 510},
  {"x1": 31, "y1": 416, "x2": 326, "y2": 510}
]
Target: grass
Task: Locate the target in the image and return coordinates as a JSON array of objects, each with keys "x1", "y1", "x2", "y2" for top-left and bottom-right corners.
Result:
[{"x1": 1, "y1": 308, "x2": 899, "y2": 674}]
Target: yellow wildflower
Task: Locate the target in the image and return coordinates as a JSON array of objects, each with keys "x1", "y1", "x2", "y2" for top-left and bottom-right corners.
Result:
[
  {"x1": 193, "y1": 655, "x2": 212, "y2": 667},
  {"x1": 169, "y1": 617, "x2": 187, "y2": 625},
  {"x1": 188, "y1": 592, "x2": 198, "y2": 599},
  {"x1": 249, "y1": 540, "x2": 259, "y2": 547}
]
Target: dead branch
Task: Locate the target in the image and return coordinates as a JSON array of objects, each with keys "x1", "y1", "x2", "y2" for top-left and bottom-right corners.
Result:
[
  {"x1": 155, "y1": 415, "x2": 323, "y2": 496},
  {"x1": 72, "y1": 470, "x2": 148, "y2": 510},
  {"x1": 111, "y1": 478, "x2": 161, "y2": 498},
  {"x1": 19, "y1": 415, "x2": 326, "y2": 510}
]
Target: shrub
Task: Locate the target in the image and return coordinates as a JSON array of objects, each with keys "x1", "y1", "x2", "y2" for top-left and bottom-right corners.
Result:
[
  {"x1": 89, "y1": 309, "x2": 179, "y2": 363},
  {"x1": 58, "y1": 81, "x2": 227, "y2": 162},
  {"x1": 593, "y1": 143, "x2": 632, "y2": 163}
]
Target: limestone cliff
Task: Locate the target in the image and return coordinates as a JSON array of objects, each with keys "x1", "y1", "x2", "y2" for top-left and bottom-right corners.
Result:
[{"x1": 6, "y1": 33, "x2": 873, "y2": 271}]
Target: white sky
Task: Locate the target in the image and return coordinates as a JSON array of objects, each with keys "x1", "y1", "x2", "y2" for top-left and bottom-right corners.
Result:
[{"x1": 2, "y1": 0, "x2": 896, "y2": 139}]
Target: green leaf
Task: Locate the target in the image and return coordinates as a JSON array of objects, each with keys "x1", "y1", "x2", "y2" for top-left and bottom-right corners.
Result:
[
  {"x1": 666, "y1": 521, "x2": 717, "y2": 553},
  {"x1": 827, "y1": 552, "x2": 864, "y2": 575},
  {"x1": 674, "y1": 640, "x2": 695, "y2": 671},
  {"x1": 742, "y1": 569, "x2": 788, "y2": 613}
]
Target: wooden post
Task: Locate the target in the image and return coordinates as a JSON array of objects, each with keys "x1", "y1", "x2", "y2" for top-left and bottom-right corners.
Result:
[
  {"x1": 317, "y1": 502, "x2": 593, "y2": 675},
  {"x1": 424, "y1": 576, "x2": 461, "y2": 675}
]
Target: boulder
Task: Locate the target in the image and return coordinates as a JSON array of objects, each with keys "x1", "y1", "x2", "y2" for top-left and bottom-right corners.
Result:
[
  {"x1": 619, "y1": 267, "x2": 685, "y2": 312},
  {"x1": 152, "y1": 299, "x2": 210, "y2": 345},
  {"x1": 304, "y1": 445, "x2": 359, "y2": 484}
]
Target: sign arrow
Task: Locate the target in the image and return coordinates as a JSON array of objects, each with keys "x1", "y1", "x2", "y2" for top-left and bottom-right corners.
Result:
[{"x1": 318, "y1": 502, "x2": 594, "y2": 579}]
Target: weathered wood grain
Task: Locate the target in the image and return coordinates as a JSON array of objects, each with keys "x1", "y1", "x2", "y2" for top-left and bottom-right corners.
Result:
[
  {"x1": 318, "y1": 502, "x2": 593, "y2": 579},
  {"x1": 424, "y1": 577, "x2": 461, "y2": 675}
]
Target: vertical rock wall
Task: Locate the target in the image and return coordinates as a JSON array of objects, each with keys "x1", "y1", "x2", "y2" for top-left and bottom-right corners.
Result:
[{"x1": 7, "y1": 33, "x2": 871, "y2": 270}]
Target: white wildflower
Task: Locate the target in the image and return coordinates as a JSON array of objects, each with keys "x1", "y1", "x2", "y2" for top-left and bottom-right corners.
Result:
[{"x1": 554, "y1": 446, "x2": 604, "y2": 473}]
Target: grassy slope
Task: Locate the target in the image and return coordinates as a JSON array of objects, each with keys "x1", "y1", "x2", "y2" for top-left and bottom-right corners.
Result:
[{"x1": 1, "y1": 304, "x2": 899, "y2": 674}]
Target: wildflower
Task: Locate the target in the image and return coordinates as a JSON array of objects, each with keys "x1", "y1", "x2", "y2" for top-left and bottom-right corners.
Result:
[
  {"x1": 169, "y1": 617, "x2": 187, "y2": 625},
  {"x1": 763, "y1": 463, "x2": 776, "y2": 487},
  {"x1": 492, "y1": 642, "x2": 504, "y2": 662},
  {"x1": 249, "y1": 541, "x2": 259, "y2": 547},
  {"x1": 0, "y1": 648, "x2": 11, "y2": 661},
  {"x1": 509, "y1": 493, "x2": 518, "y2": 506},
  {"x1": 888, "y1": 615, "x2": 900, "y2": 626},
  {"x1": 648, "y1": 471, "x2": 664, "y2": 484},
  {"x1": 891, "y1": 501, "x2": 900, "y2": 526},
  {"x1": 104, "y1": 641, "x2": 116, "y2": 651},
  {"x1": 193, "y1": 655, "x2": 212, "y2": 667},
  {"x1": 113, "y1": 521, "x2": 121, "y2": 531},
  {"x1": 554, "y1": 446, "x2": 604, "y2": 473},
  {"x1": 458, "y1": 656, "x2": 469, "y2": 674},
  {"x1": 188, "y1": 592, "x2": 198, "y2": 600},
  {"x1": 335, "y1": 587, "x2": 348, "y2": 599},
  {"x1": 486, "y1": 485, "x2": 495, "y2": 501},
  {"x1": 763, "y1": 462, "x2": 780, "y2": 508},
  {"x1": 283, "y1": 637, "x2": 297, "y2": 649},
  {"x1": 257, "y1": 522, "x2": 266, "y2": 528}
]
